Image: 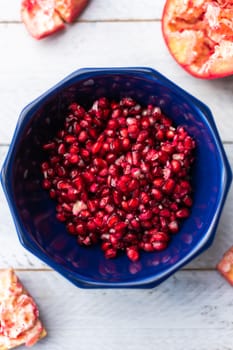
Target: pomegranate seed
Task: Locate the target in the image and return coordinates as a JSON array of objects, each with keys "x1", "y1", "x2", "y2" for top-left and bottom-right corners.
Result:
[
  {"x1": 127, "y1": 247, "x2": 139, "y2": 262},
  {"x1": 139, "y1": 211, "x2": 152, "y2": 221},
  {"x1": 64, "y1": 135, "x2": 76, "y2": 144},
  {"x1": 171, "y1": 159, "x2": 182, "y2": 173},
  {"x1": 43, "y1": 142, "x2": 56, "y2": 150},
  {"x1": 128, "y1": 198, "x2": 139, "y2": 210},
  {"x1": 151, "y1": 188, "x2": 163, "y2": 201},
  {"x1": 105, "y1": 248, "x2": 117, "y2": 259},
  {"x1": 42, "y1": 179, "x2": 51, "y2": 190},
  {"x1": 41, "y1": 97, "x2": 195, "y2": 261},
  {"x1": 168, "y1": 220, "x2": 179, "y2": 234},
  {"x1": 58, "y1": 143, "x2": 66, "y2": 155},
  {"x1": 66, "y1": 222, "x2": 76, "y2": 234},
  {"x1": 152, "y1": 241, "x2": 168, "y2": 251},
  {"x1": 163, "y1": 179, "x2": 175, "y2": 193},
  {"x1": 176, "y1": 208, "x2": 190, "y2": 219}
]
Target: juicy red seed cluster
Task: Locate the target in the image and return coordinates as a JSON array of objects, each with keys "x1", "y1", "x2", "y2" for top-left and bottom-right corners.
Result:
[{"x1": 41, "y1": 97, "x2": 196, "y2": 262}]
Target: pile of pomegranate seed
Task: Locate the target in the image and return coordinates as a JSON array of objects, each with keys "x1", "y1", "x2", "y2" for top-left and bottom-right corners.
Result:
[{"x1": 41, "y1": 97, "x2": 196, "y2": 262}]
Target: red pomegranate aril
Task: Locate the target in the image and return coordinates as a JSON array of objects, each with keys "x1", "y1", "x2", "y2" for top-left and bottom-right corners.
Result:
[
  {"x1": 176, "y1": 208, "x2": 190, "y2": 219},
  {"x1": 57, "y1": 180, "x2": 70, "y2": 190},
  {"x1": 58, "y1": 143, "x2": 66, "y2": 155},
  {"x1": 41, "y1": 161, "x2": 49, "y2": 171},
  {"x1": 114, "y1": 221, "x2": 127, "y2": 233},
  {"x1": 128, "y1": 179, "x2": 139, "y2": 191},
  {"x1": 141, "y1": 117, "x2": 150, "y2": 129},
  {"x1": 50, "y1": 155, "x2": 60, "y2": 165},
  {"x1": 166, "y1": 129, "x2": 175, "y2": 139},
  {"x1": 72, "y1": 177, "x2": 83, "y2": 192},
  {"x1": 41, "y1": 97, "x2": 195, "y2": 261},
  {"x1": 124, "y1": 233, "x2": 138, "y2": 244},
  {"x1": 99, "y1": 196, "x2": 110, "y2": 208},
  {"x1": 107, "y1": 214, "x2": 119, "y2": 227},
  {"x1": 78, "y1": 131, "x2": 88, "y2": 143},
  {"x1": 49, "y1": 188, "x2": 56, "y2": 199},
  {"x1": 183, "y1": 195, "x2": 193, "y2": 207},
  {"x1": 121, "y1": 138, "x2": 131, "y2": 151},
  {"x1": 56, "y1": 166, "x2": 66, "y2": 177},
  {"x1": 89, "y1": 182, "x2": 99, "y2": 193},
  {"x1": 68, "y1": 154, "x2": 80, "y2": 164},
  {"x1": 139, "y1": 210, "x2": 153, "y2": 221},
  {"x1": 160, "y1": 208, "x2": 171, "y2": 217},
  {"x1": 127, "y1": 247, "x2": 139, "y2": 262},
  {"x1": 142, "y1": 243, "x2": 154, "y2": 252},
  {"x1": 128, "y1": 198, "x2": 139, "y2": 210},
  {"x1": 140, "y1": 192, "x2": 150, "y2": 204},
  {"x1": 151, "y1": 188, "x2": 163, "y2": 201},
  {"x1": 112, "y1": 190, "x2": 122, "y2": 205},
  {"x1": 130, "y1": 218, "x2": 141, "y2": 230},
  {"x1": 152, "y1": 241, "x2": 168, "y2": 251},
  {"x1": 149, "y1": 231, "x2": 170, "y2": 243},
  {"x1": 108, "y1": 164, "x2": 119, "y2": 177},
  {"x1": 82, "y1": 171, "x2": 95, "y2": 183},
  {"x1": 79, "y1": 209, "x2": 91, "y2": 219},
  {"x1": 128, "y1": 124, "x2": 139, "y2": 137},
  {"x1": 105, "y1": 204, "x2": 115, "y2": 214},
  {"x1": 111, "y1": 108, "x2": 121, "y2": 119},
  {"x1": 171, "y1": 159, "x2": 182, "y2": 173},
  {"x1": 66, "y1": 222, "x2": 76, "y2": 234},
  {"x1": 56, "y1": 212, "x2": 66, "y2": 222},
  {"x1": 163, "y1": 179, "x2": 175, "y2": 193},
  {"x1": 87, "y1": 199, "x2": 99, "y2": 213},
  {"x1": 168, "y1": 220, "x2": 179, "y2": 234},
  {"x1": 43, "y1": 142, "x2": 56, "y2": 150},
  {"x1": 64, "y1": 135, "x2": 76, "y2": 144},
  {"x1": 101, "y1": 241, "x2": 112, "y2": 251},
  {"x1": 137, "y1": 130, "x2": 149, "y2": 143},
  {"x1": 105, "y1": 248, "x2": 117, "y2": 259},
  {"x1": 42, "y1": 179, "x2": 51, "y2": 190},
  {"x1": 67, "y1": 188, "x2": 78, "y2": 201}
]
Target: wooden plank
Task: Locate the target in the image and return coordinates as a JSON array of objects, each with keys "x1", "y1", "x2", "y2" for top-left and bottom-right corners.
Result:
[
  {"x1": 8, "y1": 270, "x2": 233, "y2": 350},
  {"x1": 0, "y1": 144, "x2": 232, "y2": 270},
  {"x1": 0, "y1": 0, "x2": 164, "y2": 22},
  {"x1": 0, "y1": 22, "x2": 233, "y2": 144}
]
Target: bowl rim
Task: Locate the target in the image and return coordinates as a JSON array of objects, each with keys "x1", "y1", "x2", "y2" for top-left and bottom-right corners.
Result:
[{"x1": 1, "y1": 67, "x2": 232, "y2": 288}]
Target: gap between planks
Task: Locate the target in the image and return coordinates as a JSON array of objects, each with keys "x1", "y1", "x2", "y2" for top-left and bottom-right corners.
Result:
[{"x1": 0, "y1": 18, "x2": 161, "y2": 25}]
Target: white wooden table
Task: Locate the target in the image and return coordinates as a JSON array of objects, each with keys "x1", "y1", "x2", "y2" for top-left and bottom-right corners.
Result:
[{"x1": 1, "y1": 1, "x2": 233, "y2": 349}]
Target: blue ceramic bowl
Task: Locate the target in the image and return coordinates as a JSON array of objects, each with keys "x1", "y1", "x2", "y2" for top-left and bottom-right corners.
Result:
[{"x1": 1, "y1": 67, "x2": 232, "y2": 288}]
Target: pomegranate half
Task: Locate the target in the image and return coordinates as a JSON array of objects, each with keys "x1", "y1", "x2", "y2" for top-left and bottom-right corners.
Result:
[{"x1": 162, "y1": 0, "x2": 233, "y2": 79}]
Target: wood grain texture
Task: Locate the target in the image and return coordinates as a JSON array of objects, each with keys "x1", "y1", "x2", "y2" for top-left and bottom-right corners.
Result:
[
  {"x1": 10, "y1": 270, "x2": 233, "y2": 350},
  {"x1": 0, "y1": 21, "x2": 233, "y2": 144},
  {"x1": 0, "y1": 144, "x2": 232, "y2": 270},
  {"x1": 0, "y1": 2, "x2": 233, "y2": 349},
  {"x1": 0, "y1": 0, "x2": 164, "y2": 22}
]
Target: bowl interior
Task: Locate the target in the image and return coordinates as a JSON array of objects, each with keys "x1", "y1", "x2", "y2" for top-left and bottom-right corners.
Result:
[{"x1": 3, "y1": 70, "x2": 224, "y2": 286}]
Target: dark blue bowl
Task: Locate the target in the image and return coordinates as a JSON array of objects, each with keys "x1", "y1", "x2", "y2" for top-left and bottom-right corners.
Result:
[{"x1": 1, "y1": 67, "x2": 232, "y2": 288}]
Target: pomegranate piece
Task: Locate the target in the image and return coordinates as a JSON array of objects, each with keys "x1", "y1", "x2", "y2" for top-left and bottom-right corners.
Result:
[
  {"x1": 21, "y1": 0, "x2": 65, "y2": 40},
  {"x1": 55, "y1": 0, "x2": 89, "y2": 23},
  {"x1": 162, "y1": 0, "x2": 233, "y2": 78},
  {"x1": 217, "y1": 246, "x2": 233, "y2": 286},
  {"x1": 21, "y1": 0, "x2": 89, "y2": 39},
  {"x1": 41, "y1": 97, "x2": 196, "y2": 261},
  {"x1": 0, "y1": 269, "x2": 46, "y2": 349}
]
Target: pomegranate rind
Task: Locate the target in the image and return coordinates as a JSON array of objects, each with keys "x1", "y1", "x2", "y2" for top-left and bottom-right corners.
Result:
[
  {"x1": 21, "y1": 0, "x2": 65, "y2": 40},
  {"x1": 162, "y1": 0, "x2": 233, "y2": 79},
  {"x1": 0, "y1": 269, "x2": 46, "y2": 349},
  {"x1": 55, "y1": 0, "x2": 89, "y2": 23},
  {"x1": 217, "y1": 246, "x2": 233, "y2": 286}
]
